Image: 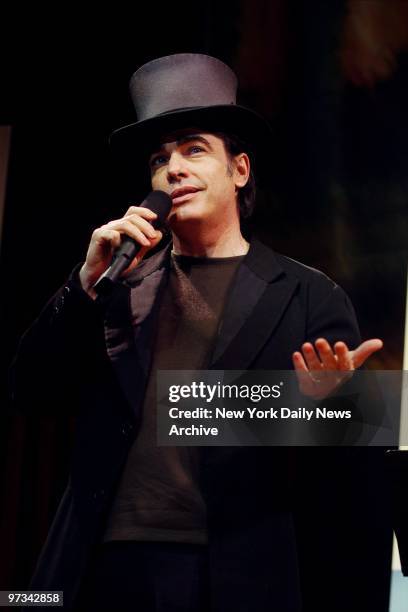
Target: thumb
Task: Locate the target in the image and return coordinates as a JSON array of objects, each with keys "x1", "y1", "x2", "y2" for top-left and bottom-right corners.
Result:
[{"x1": 351, "y1": 338, "x2": 383, "y2": 368}]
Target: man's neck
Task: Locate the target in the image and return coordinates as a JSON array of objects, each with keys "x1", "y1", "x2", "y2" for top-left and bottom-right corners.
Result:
[{"x1": 171, "y1": 227, "x2": 249, "y2": 258}]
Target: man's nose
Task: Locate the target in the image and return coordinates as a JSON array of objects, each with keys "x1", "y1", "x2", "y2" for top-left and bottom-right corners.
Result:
[{"x1": 167, "y1": 151, "x2": 188, "y2": 181}]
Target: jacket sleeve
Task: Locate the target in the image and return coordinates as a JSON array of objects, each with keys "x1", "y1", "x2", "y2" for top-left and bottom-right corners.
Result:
[
  {"x1": 305, "y1": 273, "x2": 362, "y2": 348},
  {"x1": 10, "y1": 264, "x2": 109, "y2": 415},
  {"x1": 301, "y1": 272, "x2": 389, "y2": 445}
]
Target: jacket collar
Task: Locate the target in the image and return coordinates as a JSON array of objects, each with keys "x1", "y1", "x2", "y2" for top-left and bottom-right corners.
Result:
[
  {"x1": 208, "y1": 240, "x2": 297, "y2": 368},
  {"x1": 240, "y1": 238, "x2": 285, "y2": 283}
]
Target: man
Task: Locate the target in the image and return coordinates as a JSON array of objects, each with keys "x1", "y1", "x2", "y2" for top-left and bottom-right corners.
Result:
[{"x1": 13, "y1": 54, "x2": 391, "y2": 611}]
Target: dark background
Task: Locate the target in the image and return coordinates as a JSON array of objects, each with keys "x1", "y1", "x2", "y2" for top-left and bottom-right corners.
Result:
[{"x1": 1, "y1": 0, "x2": 407, "y2": 599}]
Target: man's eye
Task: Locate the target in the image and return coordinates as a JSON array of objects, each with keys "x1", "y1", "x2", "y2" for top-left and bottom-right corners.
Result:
[
  {"x1": 188, "y1": 145, "x2": 204, "y2": 154},
  {"x1": 150, "y1": 155, "x2": 168, "y2": 168}
]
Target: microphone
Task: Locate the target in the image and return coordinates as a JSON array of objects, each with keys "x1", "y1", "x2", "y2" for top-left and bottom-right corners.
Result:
[{"x1": 93, "y1": 190, "x2": 172, "y2": 296}]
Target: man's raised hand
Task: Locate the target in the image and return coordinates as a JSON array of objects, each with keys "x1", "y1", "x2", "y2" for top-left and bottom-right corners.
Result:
[{"x1": 292, "y1": 337, "x2": 383, "y2": 399}]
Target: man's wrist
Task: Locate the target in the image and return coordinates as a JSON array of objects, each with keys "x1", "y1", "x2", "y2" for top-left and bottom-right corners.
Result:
[{"x1": 79, "y1": 265, "x2": 98, "y2": 301}]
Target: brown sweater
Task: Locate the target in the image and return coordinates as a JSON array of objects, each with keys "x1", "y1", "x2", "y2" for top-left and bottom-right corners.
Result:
[{"x1": 103, "y1": 252, "x2": 244, "y2": 544}]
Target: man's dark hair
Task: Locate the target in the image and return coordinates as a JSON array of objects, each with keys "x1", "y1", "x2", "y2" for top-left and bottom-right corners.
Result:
[{"x1": 216, "y1": 132, "x2": 257, "y2": 219}]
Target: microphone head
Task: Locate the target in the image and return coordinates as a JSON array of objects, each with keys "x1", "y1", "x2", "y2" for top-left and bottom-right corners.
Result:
[{"x1": 142, "y1": 190, "x2": 172, "y2": 228}]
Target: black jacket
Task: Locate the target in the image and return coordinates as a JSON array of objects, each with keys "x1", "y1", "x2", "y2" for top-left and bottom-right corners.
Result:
[{"x1": 12, "y1": 240, "x2": 393, "y2": 611}]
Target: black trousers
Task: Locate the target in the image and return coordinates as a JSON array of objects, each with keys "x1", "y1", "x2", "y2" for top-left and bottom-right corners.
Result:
[{"x1": 75, "y1": 541, "x2": 210, "y2": 612}]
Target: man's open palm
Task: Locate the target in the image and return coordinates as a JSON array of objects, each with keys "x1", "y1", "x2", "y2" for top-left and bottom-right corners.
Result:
[{"x1": 292, "y1": 337, "x2": 383, "y2": 400}]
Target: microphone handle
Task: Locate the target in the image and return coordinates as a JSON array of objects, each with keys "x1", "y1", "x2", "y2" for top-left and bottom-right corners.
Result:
[{"x1": 93, "y1": 236, "x2": 142, "y2": 296}]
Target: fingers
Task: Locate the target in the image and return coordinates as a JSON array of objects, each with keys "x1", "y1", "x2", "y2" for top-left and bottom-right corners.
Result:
[
  {"x1": 350, "y1": 338, "x2": 383, "y2": 368},
  {"x1": 334, "y1": 341, "x2": 352, "y2": 370},
  {"x1": 292, "y1": 350, "x2": 309, "y2": 373},
  {"x1": 314, "y1": 338, "x2": 338, "y2": 370},
  {"x1": 293, "y1": 337, "x2": 383, "y2": 375},
  {"x1": 293, "y1": 344, "x2": 324, "y2": 382},
  {"x1": 124, "y1": 230, "x2": 164, "y2": 274},
  {"x1": 104, "y1": 215, "x2": 159, "y2": 246},
  {"x1": 294, "y1": 339, "x2": 351, "y2": 373},
  {"x1": 299, "y1": 340, "x2": 326, "y2": 373},
  {"x1": 124, "y1": 205, "x2": 158, "y2": 221},
  {"x1": 92, "y1": 227, "x2": 122, "y2": 251},
  {"x1": 292, "y1": 351, "x2": 315, "y2": 396}
]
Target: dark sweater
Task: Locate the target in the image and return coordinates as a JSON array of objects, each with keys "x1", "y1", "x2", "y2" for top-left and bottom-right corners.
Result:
[{"x1": 103, "y1": 252, "x2": 244, "y2": 544}]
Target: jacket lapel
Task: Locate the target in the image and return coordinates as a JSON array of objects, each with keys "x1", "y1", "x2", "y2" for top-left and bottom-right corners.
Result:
[
  {"x1": 103, "y1": 242, "x2": 172, "y2": 418},
  {"x1": 210, "y1": 240, "x2": 299, "y2": 370}
]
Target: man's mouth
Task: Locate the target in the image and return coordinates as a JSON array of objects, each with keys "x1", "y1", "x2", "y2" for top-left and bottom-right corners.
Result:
[{"x1": 171, "y1": 186, "x2": 202, "y2": 205}]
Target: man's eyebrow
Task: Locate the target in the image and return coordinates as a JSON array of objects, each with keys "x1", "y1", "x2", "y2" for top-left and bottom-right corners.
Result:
[
  {"x1": 149, "y1": 134, "x2": 213, "y2": 157},
  {"x1": 176, "y1": 134, "x2": 213, "y2": 148}
]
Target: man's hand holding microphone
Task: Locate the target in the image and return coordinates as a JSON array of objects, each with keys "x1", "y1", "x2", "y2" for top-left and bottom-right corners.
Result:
[{"x1": 79, "y1": 191, "x2": 171, "y2": 299}]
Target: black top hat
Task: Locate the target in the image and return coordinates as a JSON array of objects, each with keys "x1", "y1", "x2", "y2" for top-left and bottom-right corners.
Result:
[{"x1": 109, "y1": 53, "x2": 273, "y2": 196}]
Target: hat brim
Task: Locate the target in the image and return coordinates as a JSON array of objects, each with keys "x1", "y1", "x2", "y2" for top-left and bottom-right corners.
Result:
[{"x1": 108, "y1": 105, "x2": 273, "y2": 203}]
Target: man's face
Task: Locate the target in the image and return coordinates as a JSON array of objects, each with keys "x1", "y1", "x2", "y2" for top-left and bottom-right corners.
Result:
[{"x1": 148, "y1": 129, "x2": 248, "y2": 234}]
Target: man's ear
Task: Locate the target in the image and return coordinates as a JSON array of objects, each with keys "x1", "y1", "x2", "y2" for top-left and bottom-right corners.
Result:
[{"x1": 233, "y1": 153, "x2": 250, "y2": 188}]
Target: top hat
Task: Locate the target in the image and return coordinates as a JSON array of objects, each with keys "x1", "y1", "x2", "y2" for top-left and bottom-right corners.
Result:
[{"x1": 109, "y1": 53, "x2": 273, "y2": 196}]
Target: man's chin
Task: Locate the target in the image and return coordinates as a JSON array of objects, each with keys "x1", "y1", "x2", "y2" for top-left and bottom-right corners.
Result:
[{"x1": 168, "y1": 206, "x2": 206, "y2": 226}]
